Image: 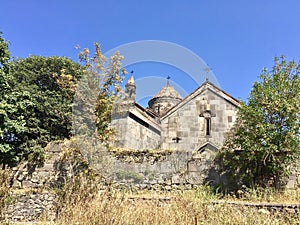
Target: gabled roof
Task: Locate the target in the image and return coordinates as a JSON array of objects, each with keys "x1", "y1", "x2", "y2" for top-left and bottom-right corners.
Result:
[
  {"x1": 161, "y1": 80, "x2": 240, "y2": 120},
  {"x1": 128, "y1": 102, "x2": 161, "y2": 129}
]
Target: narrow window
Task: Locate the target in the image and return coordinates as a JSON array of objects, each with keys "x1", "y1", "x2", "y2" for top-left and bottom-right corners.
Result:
[{"x1": 206, "y1": 118, "x2": 211, "y2": 136}]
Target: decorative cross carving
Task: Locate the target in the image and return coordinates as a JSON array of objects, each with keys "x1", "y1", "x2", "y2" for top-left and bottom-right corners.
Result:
[
  {"x1": 172, "y1": 137, "x2": 182, "y2": 143},
  {"x1": 199, "y1": 101, "x2": 216, "y2": 137},
  {"x1": 199, "y1": 110, "x2": 216, "y2": 118}
]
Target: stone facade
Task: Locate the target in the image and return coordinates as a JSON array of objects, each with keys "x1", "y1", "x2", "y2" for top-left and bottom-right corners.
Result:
[
  {"x1": 109, "y1": 76, "x2": 240, "y2": 186},
  {"x1": 112, "y1": 105, "x2": 161, "y2": 150},
  {"x1": 112, "y1": 76, "x2": 239, "y2": 155},
  {"x1": 160, "y1": 82, "x2": 239, "y2": 151}
]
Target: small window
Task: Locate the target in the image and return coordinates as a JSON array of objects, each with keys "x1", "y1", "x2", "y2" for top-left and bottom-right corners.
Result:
[
  {"x1": 228, "y1": 116, "x2": 232, "y2": 123},
  {"x1": 206, "y1": 118, "x2": 211, "y2": 136}
]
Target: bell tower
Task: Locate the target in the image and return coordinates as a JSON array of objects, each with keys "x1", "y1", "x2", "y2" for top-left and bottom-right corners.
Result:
[{"x1": 125, "y1": 71, "x2": 136, "y2": 102}]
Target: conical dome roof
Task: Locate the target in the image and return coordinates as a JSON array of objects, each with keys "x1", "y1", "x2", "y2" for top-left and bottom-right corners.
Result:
[
  {"x1": 148, "y1": 82, "x2": 182, "y2": 116},
  {"x1": 152, "y1": 82, "x2": 182, "y2": 99},
  {"x1": 126, "y1": 74, "x2": 135, "y2": 85}
]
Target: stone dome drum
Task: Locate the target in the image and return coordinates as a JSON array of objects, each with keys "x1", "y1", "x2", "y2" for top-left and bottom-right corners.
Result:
[{"x1": 148, "y1": 82, "x2": 183, "y2": 116}]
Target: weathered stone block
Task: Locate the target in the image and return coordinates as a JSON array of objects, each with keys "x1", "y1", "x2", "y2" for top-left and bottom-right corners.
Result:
[
  {"x1": 187, "y1": 160, "x2": 200, "y2": 172},
  {"x1": 286, "y1": 174, "x2": 297, "y2": 189},
  {"x1": 171, "y1": 174, "x2": 185, "y2": 184}
]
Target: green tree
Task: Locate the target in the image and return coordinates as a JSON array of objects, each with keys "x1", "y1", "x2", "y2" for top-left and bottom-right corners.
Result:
[
  {"x1": 217, "y1": 56, "x2": 300, "y2": 190},
  {"x1": 72, "y1": 43, "x2": 125, "y2": 169},
  {"x1": 0, "y1": 32, "x2": 10, "y2": 69},
  {"x1": 0, "y1": 32, "x2": 25, "y2": 168},
  {"x1": 73, "y1": 43, "x2": 125, "y2": 144},
  {"x1": 0, "y1": 54, "x2": 82, "y2": 168}
]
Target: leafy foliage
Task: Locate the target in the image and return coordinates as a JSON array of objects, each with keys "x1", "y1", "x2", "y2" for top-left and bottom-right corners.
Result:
[
  {"x1": 1, "y1": 35, "x2": 124, "y2": 169},
  {"x1": 0, "y1": 32, "x2": 10, "y2": 69},
  {"x1": 217, "y1": 56, "x2": 300, "y2": 190},
  {"x1": 73, "y1": 43, "x2": 125, "y2": 146},
  {"x1": 0, "y1": 53, "x2": 82, "y2": 167},
  {"x1": 0, "y1": 32, "x2": 21, "y2": 167}
]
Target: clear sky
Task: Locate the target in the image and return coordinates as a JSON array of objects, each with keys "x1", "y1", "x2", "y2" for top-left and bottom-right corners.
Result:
[{"x1": 1, "y1": 0, "x2": 300, "y2": 106}]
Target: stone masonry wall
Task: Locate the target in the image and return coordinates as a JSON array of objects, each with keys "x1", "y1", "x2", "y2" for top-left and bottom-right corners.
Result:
[
  {"x1": 4, "y1": 192, "x2": 57, "y2": 222},
  {"x1": 112, "y1": 115, "x2": 161, "y2": 150},
  {"x1": 11, "y1": 143, "x2": 62, "y2": 189},
  {"x1": 161, "y1": 89, "x2": 237, "y2": 151},
  {"x1": 3, "y1": 141, "x2": 300, "y2": 223},
  {"x1": 3, "y1": 142, "x2": 70, "y2": 223}
]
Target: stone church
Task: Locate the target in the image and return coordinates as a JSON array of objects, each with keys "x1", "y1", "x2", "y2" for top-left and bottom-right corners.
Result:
[{"x1": 112, "y1": 75, "x2": 239, "y2": 154}]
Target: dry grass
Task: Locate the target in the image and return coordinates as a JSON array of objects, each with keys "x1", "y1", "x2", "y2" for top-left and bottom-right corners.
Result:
[
  {"x1": 220, "y1": 186, "x2": 300, "y2": 205},
  {"x1": 46, "y1": 184, "x2": 300, "y2": 225},
  {"x1": 0, "y1": 169, "x2": 11, "y2": 221},
  {"x1": 1, "y1": 167, "x2": 300, "y2": 225}
]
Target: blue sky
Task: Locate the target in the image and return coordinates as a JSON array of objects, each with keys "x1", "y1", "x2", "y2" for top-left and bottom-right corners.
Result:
[{"x1": 1, "y1": 0, "x2": 300, "y2": 106}]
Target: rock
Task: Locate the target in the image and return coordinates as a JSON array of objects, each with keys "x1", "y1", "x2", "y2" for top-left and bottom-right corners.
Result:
[
  {"x1": 284, "y1": 208, "x2": 296, "y2": 214},
  {"x1": 165, "y1": 180, "x2": 171, "y2": 186},
  {"x1": 12, "y1": 180, "x2": 22, "y2": 189},
  {"x1": 185, "y1": 184, "x2": 192, "y2": 190},
  {"x1": 164, "y1": 185, "x2": 172, "y2": 191},
  {"x1": 258, "y1": 208, "x2": 270, "y2": 215},
  {"x1": 22, "y1": 180, "x2": 34, "y2": 188},
  {"x1": 31, "y1": 178, "x2": 39, "y2": 183},
  {"x1": 172, "y1": 174, "x2": 185, "y2": 184}
]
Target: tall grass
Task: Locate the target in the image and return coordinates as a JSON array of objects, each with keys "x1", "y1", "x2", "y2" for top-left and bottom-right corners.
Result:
[
  {"x1": 52, "y1": 190, "x2": 300, "y2": 225},
  {"x1": 0, "y1": 169, "x2": 11, "y2": 220},
  {"x1": 51, "y1": 174, "x2": 300, "y2": 225},
  {"x1": 1, "y1": 166, "x2": 299, "y2": 224}
]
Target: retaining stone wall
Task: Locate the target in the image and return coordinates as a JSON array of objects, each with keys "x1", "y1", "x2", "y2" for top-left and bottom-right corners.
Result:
[
  {"x1": 3, "y1": 140, "x2": 300, "y2": 223},
  {"x1": 4, "y1": 192, "x2": 56, "y2": 223}
]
